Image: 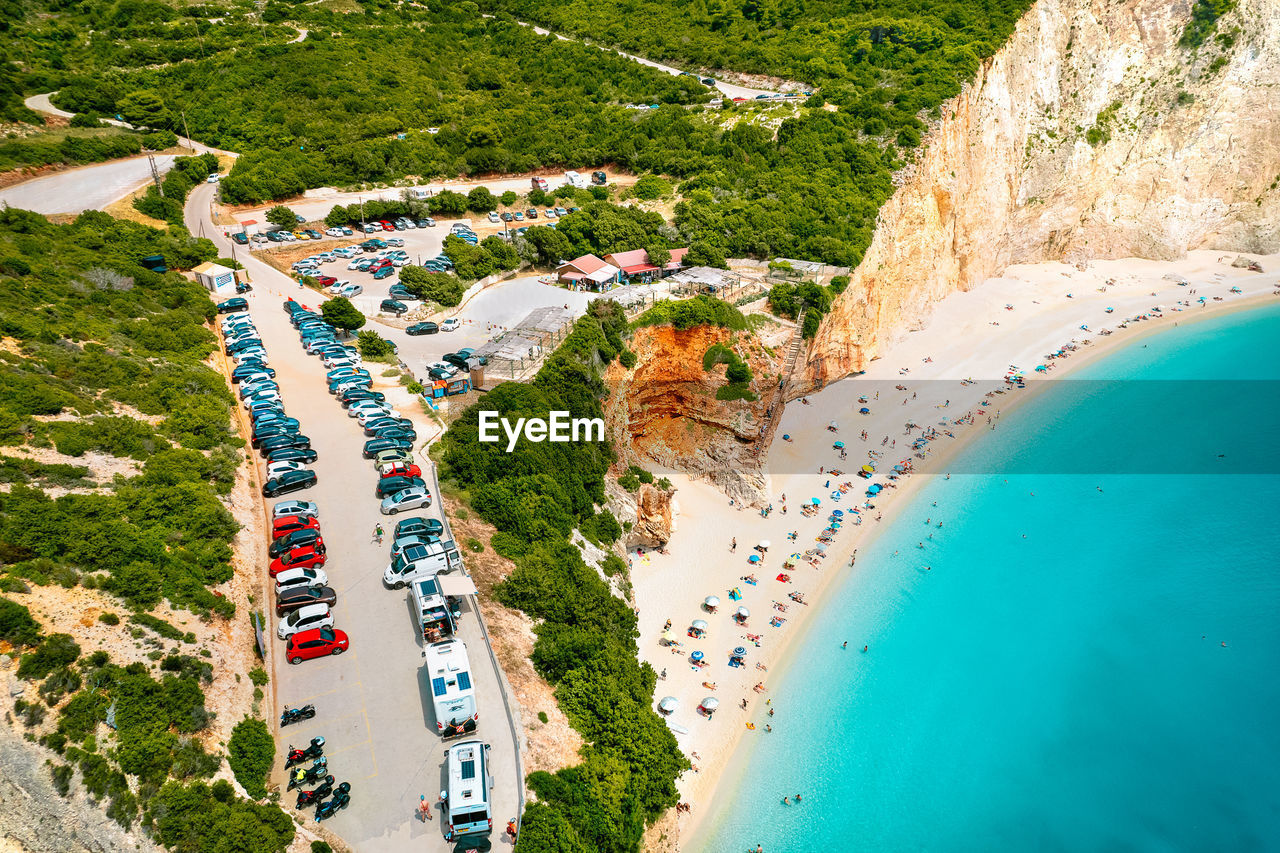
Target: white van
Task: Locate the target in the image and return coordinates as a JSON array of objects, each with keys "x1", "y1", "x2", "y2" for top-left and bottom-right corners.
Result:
[
  {"x1": 443, "y1": 741, "x2": 493, "y2": 841},
  {"x1": 383, "y1": 539, "x2": 462, "y2": 588},
  {"x1": 277, "y1": 603, "x2": 333, "y2": 640},
  {"x1": 564, "y1": 170, "x2": 587, "y2": 188},
  {"x1": 423, "y1": 639, "x2": 477, "y2": 737}
]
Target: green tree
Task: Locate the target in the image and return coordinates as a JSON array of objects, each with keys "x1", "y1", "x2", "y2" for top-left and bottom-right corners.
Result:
[
  {"x1": 227, "y1": 718, "x2": 274, "y2": 799},
  {"x1": 500, "y1": 190, "x2": 518, "y2": 206},
  {"x1": 265, "y1": 205, "x2": 298, "y2": 230},
  {"x1": 116, "y1": 89, "x2": 169, "y2": 128},
  {"x1": 320, "y1": 297, "x2": 365, "y2": 333},
  {"x1": 356, "y1": 330, "x2": 394, "y2": 358},
  {"x1": 467, "y1": 186, "x2": 496, "y2": 212},
  {"x1": 646, "y1": 245, "x2": 671, "y2": 271},
  {"x1": 400, "y1": 266, "x2": 466, "y2": 306},
  {"x1": 0, "y1": 598, "x2": 42, "y2": 646},
  {"x1": 631, "y1": 174, "x2": 670, "y2": 200}
]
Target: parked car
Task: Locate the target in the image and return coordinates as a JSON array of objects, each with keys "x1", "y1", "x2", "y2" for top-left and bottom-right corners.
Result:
[
  {"x1": 426, "y1": 365, "x2": 453, "y2": 381},
  {"x1": 487, "y1": 211, "x2": 500, "y2": 223},
  {"x1": 418, "y1": 218, "x2": 435, "y2": 227},
  {"x1": 372, "y1": 266, "x2": 395, "y2": 281},
  {"x1": 286, "y1": 626, "x2": 348, "y2": 664},
  {"x1": 362, "y1": 416, "x2": 410, "y2": 435},
  {"x1": 375, "y1": 475, "x2": 426, "y2": 499},
  {"x1": 374, "y1": 448, "x2": 414, "y2": 467},
  {"x1": 232, "y1": 232, "x2": 249, "y2": 244},
  {"x1": 267, "y1": 445, "x2": 319, "y2": 464},
  {"x1": 277, "y1": 602, "x2": 333, "y2": 640},
  {"x1": 266, "y1": 460, "x2": 311, "y2": 479},
  {"x1": 274, "y1": 567, "x2": 328, "y2": 595},
  {"x1": 592, "y1": 171, "x2": 607, "y2": 184},
  {"x1": 269, "y1": 529, "x2": 324, "y2": 559},
  {"x1": 217, "y1": 298, "x2": 249, "y2": 314},
  {"x1": 340, "y1": 389, "x2": 385, "y2": 407},
  {"x1": 259, "y1": 434, "x2": 313, "y2": 456},
  {"x1": 272, "y1": 500, "x2": 318, "y2": 521},
  {"x1": 440, "y1": 318, "x2": 461, "y2": 332},
  {"x1": 394, "y1": 516, "x2": 445, "y2": 539},
  {"x1": 380, "y1": 486, "x2": 431, "y2": 515},
  {"x1": 270, "y1": 545, "x2": 327, "y2": 576},
  {"x1": 371, "y1": 427, "x2": 416, "y2": 443},
  {"x1": 364, "y1": 437, "x2": 413, "y2": 458},
  {"x1": 525, "y1": 208, "x2": 538, "y2": 220},
  {"x1": 272, "y1": 515, "x2": 320, "y2": 538},
  {"x1": 500, "y1": 212, "x2": 513, "y2": 222},
  {"x1": 380, "y1": 299, "x2": 408, "y2": 316},
  {"x1": 379, "y1": 462, "x2": 422, "y2": 479},
  {"x1": 275, "y1": 585, "x2": 336, "y2": 616}
]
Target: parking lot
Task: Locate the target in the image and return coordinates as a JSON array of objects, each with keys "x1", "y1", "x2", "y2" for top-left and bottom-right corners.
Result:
[{"x1": 192, "y1": 184, "x2": 523, "y2": 852}]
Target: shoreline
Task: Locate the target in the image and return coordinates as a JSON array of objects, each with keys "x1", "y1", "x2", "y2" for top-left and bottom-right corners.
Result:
[{"x1": 627, "y1": 251, "x2": 1279, "y2": 851}]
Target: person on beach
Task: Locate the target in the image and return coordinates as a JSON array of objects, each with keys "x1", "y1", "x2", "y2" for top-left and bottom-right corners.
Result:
[
  {"x1": 731, "y1": 537, "x2": 737, "y2": 553},
  {"x1": 418, "y1": 795, "x2": 432, "y2": 821}
]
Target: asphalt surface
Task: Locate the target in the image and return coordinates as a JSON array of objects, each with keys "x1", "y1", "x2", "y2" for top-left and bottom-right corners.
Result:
[
  {"x1": 0, "y1": 153, "x2": 180, "y2": 216},
  {"x1": 188, "y1": 183, "x2": 522, "y2": 851}
]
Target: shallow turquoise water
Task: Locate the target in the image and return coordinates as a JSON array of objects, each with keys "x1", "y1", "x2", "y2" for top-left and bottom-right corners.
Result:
[{"x1": 697, "y1": 304, "x2": 1280, "y2": 852}]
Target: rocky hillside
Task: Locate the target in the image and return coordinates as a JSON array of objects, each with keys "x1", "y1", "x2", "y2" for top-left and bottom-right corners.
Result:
[
  {"x1": 604, "y1": 321, "x2": 786, "y2": 503},
  {"x1": 805, "y1": 0, "x2": 1280, "y2": 384}
]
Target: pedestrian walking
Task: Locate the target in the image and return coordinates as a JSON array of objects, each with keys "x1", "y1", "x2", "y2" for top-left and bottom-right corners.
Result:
[{"x1": 418, "y1": 795, "x2": 432, "y2": 821}]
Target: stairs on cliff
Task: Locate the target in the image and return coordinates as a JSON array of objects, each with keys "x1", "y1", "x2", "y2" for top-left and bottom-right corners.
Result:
[{"x1": 779, "y1": 310, "x2": 806, "y2": 388}]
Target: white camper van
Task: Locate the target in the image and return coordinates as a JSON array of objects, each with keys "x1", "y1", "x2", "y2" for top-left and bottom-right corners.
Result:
[
  {"x1": 383, "y1": 538, "x2": 462, "y2": 588},
  {"x1": 443, "y1": 740, "x2": 493, "y2": 840},
  {"x1": 410, "y1": 575, "x2": 456, "y2": 642},
  {"x1": 423, "y1": 639, "x2": 478, "y2": 738}
]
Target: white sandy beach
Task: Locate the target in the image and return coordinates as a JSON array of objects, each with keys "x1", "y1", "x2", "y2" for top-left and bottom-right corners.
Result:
[{"x1": 625, "y1": 249, "x2": 1280, "y2": 849}]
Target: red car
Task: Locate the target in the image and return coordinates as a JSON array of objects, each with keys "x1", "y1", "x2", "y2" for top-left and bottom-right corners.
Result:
[
  {"x1": 286, "y1": 626, "x2": 349, "y2": 664},
  {"x1": 369, "y1": 259, "x2": 392, "y2": 270},
  {"x1": 379, "y1": 221, "x2": 395, "y2": 231},
  {"x1": 315, "y1": 275, "x2": 337, "y2": 288},
  {"x1": 273, "y1": 515, "x2": 320, "y2": 539},
  {"x1": 269, "y1": 545, "x2": 327, "y2": 576},
  {"x1": 380, "y1": 464, "x2": 422, "y2": 479}
]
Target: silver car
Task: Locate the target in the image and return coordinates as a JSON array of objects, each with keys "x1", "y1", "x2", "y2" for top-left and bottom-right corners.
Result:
[
  {"x1": 272, "y1": 500, "x2": 318, "y2": 520},
  {"x1": 380, "y1": 486, "x2": 431, "y2": 515}
]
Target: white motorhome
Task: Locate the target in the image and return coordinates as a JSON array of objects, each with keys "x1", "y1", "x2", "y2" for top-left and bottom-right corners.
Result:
[
  {"x1": 423, "y1": 639, "x2": 478, "y2": 737},
  {"x1": 564, "y1": 170, "x2": 588, "y2": 189},
  {"x1": 410, "y1": 575, "x2": 456, "y2": 642},
  {"x1": 443, "y1": 741, "x2": 493, "y2": 841},
  {"x1": 383, "y1": 538, "x2": 462, "y2": 588}
]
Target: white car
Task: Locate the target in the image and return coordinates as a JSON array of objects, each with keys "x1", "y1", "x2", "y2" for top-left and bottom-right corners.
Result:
[
  {"x1": 337, "y1": 283, "x2": 363, "y2": 297},
  {"x1": 243, "y1": 390, "x2": 281, "y2": 410},
  {"x1": 347, "y1": 258, "x2": 365, "y2": 270},
  {"x1": 233, "y1": 349, "x2": 268, "y2": 364},
  {"x1": 323, "y1": 354, "x2": 362, "y2": 369},
  {"x1": 356, "y1": 408, "x2": 401, "y2": 427},
  {"x1": 427, "y1": 361, "x2": 458, "y2": 377},
  {"x1": 267, "y1": 460, "x2": 310, "y2": 479},
  {"x1": 272, "y1": 500, "x2": 318, "y2": 520},
  {"x1": 439, "y1": 318, "x2": 460, "y2": 332},
  {"x1": 277, "y1": 603, "x2": 333, "y2": 640},
  {"x1": 487, "y1": 211, "x2": 500, "y2": 223},
  {"x1": 325, "y1": 227, "x2": 345, "y2": 237},
  {"x1": 544, "y1": 209, "x2": 557, "y2": 218},
  {"x1": 380, "y1": 486, "x2": 431, "y2": 515},
  {"x1": 274, "y1": 567, "x2": 328, "y2": 594},
  {"x1": 347, "y1": 399, "x2": 390, "y2": 416}
]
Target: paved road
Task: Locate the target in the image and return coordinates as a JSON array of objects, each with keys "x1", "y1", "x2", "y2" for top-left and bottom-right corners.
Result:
[
  {"x1": 503, "y1": 17, "x2": 790, "y2": 99},
  {"x1": 188, "y1": 183, "x2": 522, "y2": 851},
  {"x1": 0, "y1": 153, "x2": 179, "y2": 216}
]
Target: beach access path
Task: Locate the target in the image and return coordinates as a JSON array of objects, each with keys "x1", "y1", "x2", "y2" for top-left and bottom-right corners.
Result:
[{"x1": 627, "y1": 249, "x2": 1280, "y2": 847}]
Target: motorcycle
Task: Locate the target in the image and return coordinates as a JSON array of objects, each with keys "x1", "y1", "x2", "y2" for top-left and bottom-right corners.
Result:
[
  {"x1": 295, "y1": 775, "x2": 335, "y2": 808},
  {"x1": 280, "y1": 704, "x2": 316, "y2": 727},
  {"x1": 314, "y1": 782, "x2": 351, "y2": 822},
  {"x1": 287, "y1": 757, "x2": 329, "y2": 790},
  {"x1": 285, "y1": 736, "x2": 325, "y2": 768}
]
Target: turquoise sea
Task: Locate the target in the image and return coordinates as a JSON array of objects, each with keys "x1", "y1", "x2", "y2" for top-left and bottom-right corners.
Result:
[{"x1": 696, "y1": 303, "x2": 1280, "y2": 852}]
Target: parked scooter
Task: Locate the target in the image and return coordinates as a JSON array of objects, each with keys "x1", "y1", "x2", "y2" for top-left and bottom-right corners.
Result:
[
  {"x1": 286, "y1": 736, "x2": 325, "y2": 768},
  {"x1": 287, "y1": 757, "x2": 329, "y2": 790},
  {"x1": 314, "y1": 782, "x2": 351, "y2": 822},
  {"x1": 296, "y1": 776, "x2": 335, "y2": 808},
  {"x1": 280, "y1": 704, "x2": 316, "y2": 727}
]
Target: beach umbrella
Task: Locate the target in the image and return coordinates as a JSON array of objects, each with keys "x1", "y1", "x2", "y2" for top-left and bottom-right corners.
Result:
[
  {"x1": 704, "y1": 595, "x2": 720, "y2": 609},
  {"x1": 833, "y1": 441, "x2": 845, "y2": 449},
  {"x1": 658, "y1": 696, "x2": 679, "y2": 714},
  {"x1": 861, "y1": 465, "x2": 874, "y2": 473},
  {"x1": 867, "y1": 484, "x2": 882, "y2": 494},
  {"x1": 892, "y1": 464, "x2": 905, "y2": 472},
  {"x1": 735, "y1": 606, "x2": 750, "y2": 619},
  {"x1": 699, "y1": 697, "x2": 720, "y2": 712},
  {"x1": 859, "y1": 407, "x2": 871, "y2": 414},
  {"x1": 690, "y1": 650, "x2": 704, "y2": 663},
  {"x1": 691, "y1": 620, "x2": 708, "y2": 632},
  {"x1": 732, "y1": 646, "x2": 747, "y2": 657},
  {"x1": 759, "y1": 540, "x2": 771, "y2": 549},
  {"x1": 662, "y1": 629, "x2": 675, "y2": 644},
  {"x1": 747, "y1": 554, "x2": 761, "y2": 564},
  {"x1": 811, "y1": 497, "x2": 820, "y2": 505},
  {"x1": 829, "y1": 420, "x2": 838, "y2": 429},
  {"x1": 832, "y1": 509, "x2": 844, "y2": 516},
  {"x1": 782, "y1": 434, "x2": 791, "y2": 441}
]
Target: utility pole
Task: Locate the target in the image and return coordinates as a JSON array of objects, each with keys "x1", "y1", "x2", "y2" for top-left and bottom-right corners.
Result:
[
  {"x1": 148, "y1": 155, "x2": 163, "y2": 196},
  {"x1": 181, "y1": 110, "x2": 194, "y2": 151}
]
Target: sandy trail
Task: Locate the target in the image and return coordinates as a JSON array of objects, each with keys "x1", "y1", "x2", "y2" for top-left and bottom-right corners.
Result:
[{"x1": 626, "y1": 249, "x2": 1279, "y2": 848}]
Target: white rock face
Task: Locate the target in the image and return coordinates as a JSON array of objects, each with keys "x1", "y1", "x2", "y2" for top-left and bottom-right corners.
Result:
[{"x1": 806, "y1": 0, "x2": 1280, "y2": 384}]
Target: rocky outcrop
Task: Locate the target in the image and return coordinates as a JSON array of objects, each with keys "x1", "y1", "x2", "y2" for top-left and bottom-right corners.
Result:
[
  {"x1": 805, "y1": 0, "x2": 1280, "y2": 384},
  {"x1": 605, "y1": 325, "x2": 778, "y2": 502},
  {"x1": 629, "y1": 484, "x2": 676, "y2": 548}
]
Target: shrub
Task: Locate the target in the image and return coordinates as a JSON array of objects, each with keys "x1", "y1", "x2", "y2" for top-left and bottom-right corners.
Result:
[
  {"x1": 265, "y1": 205, "x2": 298, "y2": 230},
  {"x1": 99, "y1": 611, "x2": 120, "y2": 625},
  {"x1": 356, "y1": 330, "x2": 393, "y2": 358},
  {"x1": 466, "y1": 537, "x2": 484, "y2": 553},
  {"x1": 227, "y1": 718, "x2": 274, "y2": 799},
  {"x1": 321, "y1": 297, "x2": 365, "y2": 333},
  {"x1": 18, "y1": 633, "x2": 81, "y2": 680},
  {"x1": 248, "y1": 667, "x2": 268, "y2": 686},
  {"x1": 51, "y1": 763, "x2": 74, "y2": 796},
  {"x1": 0, "y1": 598, "x2": 42, "y2": 646},
  {"x1": 631, "y1": 174, "x2": 671, "y2": 200}
]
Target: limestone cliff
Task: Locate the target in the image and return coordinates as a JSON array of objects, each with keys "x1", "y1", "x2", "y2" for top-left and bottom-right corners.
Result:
[
  {"x1": 805, "y1": 0, "x2": 1280, "y2": 384},
  {"x1": 605, "y1": 324, "x2": 782, "y2": 502}
]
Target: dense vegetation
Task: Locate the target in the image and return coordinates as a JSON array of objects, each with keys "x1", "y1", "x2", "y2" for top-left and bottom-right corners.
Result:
[
  {"x1": 4, "y1": 0, "x2": 1034, "y2": 267},
  {"x1": 134, "y1": 152, "x2": 220, "y2": 225},
  {"x1": 0, "y1": 126, "x2": 177, "y2": 173},
  {"x1": 767, "y1": 275, "x2": 848, "y2": 337},
  {"x1": 440, "y1": 301, "x2": 687, "y2": 853},
  {"x1": 1179, "y1": 0, "x2": 1236, "y2": 49},
  {"x1": 0, "y1": 208, "x2": 240, "y2": 616}
]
